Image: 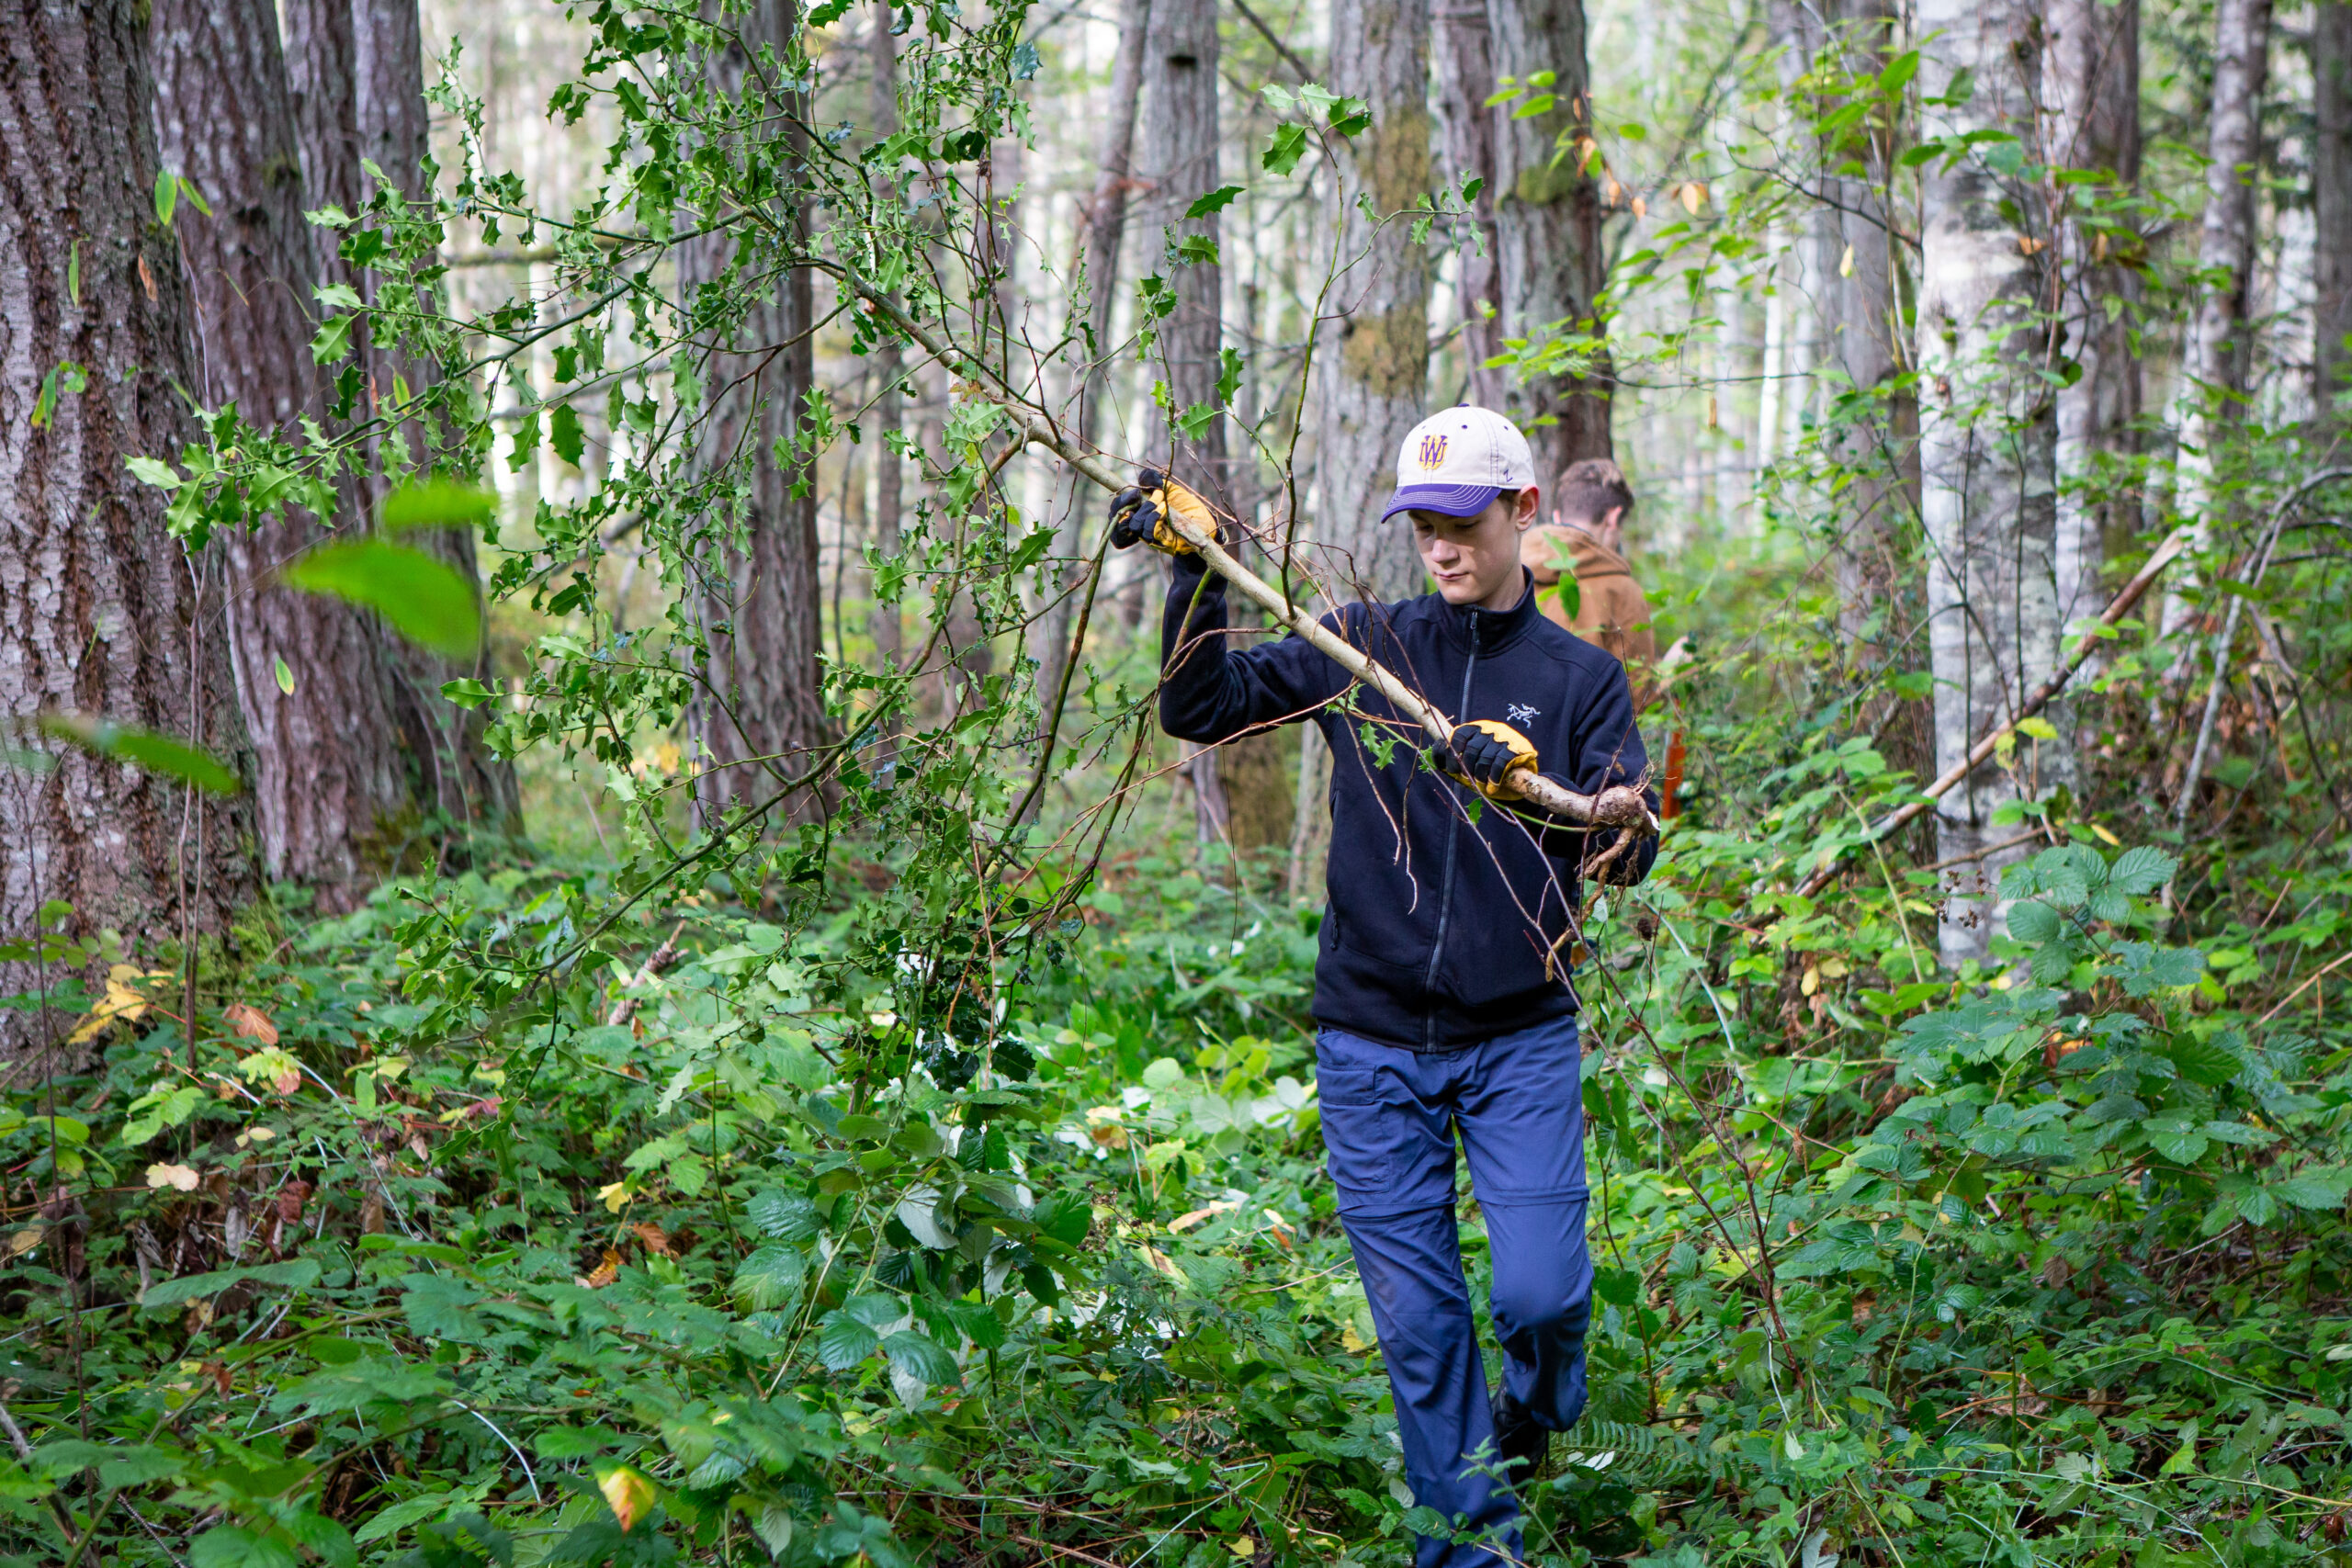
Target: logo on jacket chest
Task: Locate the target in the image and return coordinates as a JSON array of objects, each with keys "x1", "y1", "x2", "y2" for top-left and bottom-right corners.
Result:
[{"x1": 1506, "y1": 702, "x2": 1540, "y2": 726}]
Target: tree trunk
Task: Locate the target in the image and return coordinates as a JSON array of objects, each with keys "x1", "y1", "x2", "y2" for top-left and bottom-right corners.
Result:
[
  {"x1": 684, "y1": 6, "x2": 829, "y2": 826},
  {"x1": 152, "y1": 0, "x2": 411, "y2": 908},
  {"x1": 0, "y1": 0, "x2": 260, "y2": 1055},
  {"x1": 2315, "y1": 0, "x2": 2352, "y2": 434},
  {"x1": 866, "y1": 8, "x2": 905, "y2": 700},
  {"x1": 1484, "y1": 0, "x2": 1611, "y2": 471},
  {"x1": 346, "y1": 0, "x2": 523, "y2": 836},
  {"x1": 2159, "y1": 0, "x2": 2272, "y2": 643},
  {"x1": 2042, "y1": 0, "x2": 2141, "y2": 646},
  {"x1": 1916, "y1": 0, "x2": 2067, "y2": 966},
  {"x1": 1315, "y1": 0, "x2": 1433, "y2": 605},
  {"x1": 1034, "y1": 0, "x2": 1151, "y2": 728},
  {"x1": 1137, "y1": 0, "x2": 1230, "y2": 841},
  {"x1": 1433, "y1": 0, "x2": 1506, "y2": 411}
]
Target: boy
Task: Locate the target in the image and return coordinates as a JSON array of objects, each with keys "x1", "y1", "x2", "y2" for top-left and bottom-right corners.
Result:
[{"x1": 1109, "y1": 407, "x2": 1657, "y2": 1568}]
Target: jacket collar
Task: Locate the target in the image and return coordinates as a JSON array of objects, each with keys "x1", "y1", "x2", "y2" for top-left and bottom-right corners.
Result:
[{"x1": 1432, "y1": 567, "x2": 1542, "y2": 654}]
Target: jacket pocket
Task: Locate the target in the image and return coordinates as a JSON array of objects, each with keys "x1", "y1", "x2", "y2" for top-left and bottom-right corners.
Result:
[{"x1": 1312, "y1": 1057, "x2": 1396, "y2": 1199}]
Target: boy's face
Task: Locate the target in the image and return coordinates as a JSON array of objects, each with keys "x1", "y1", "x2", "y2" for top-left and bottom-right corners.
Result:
[{"x1": 1411, "y1": 489, "x2": 1540, "y2": 610}]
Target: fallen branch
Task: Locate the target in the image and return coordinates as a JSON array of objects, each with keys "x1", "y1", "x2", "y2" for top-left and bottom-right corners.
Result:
[
  {"x1": 835, "y1": 274, "x2": 1655, "y2": 834},
  {"x1": 1792, "y1": 528, "x2": 2190, "y2": 899},
  {"x1": 605, "y1": 921, "x2": 687, "y2": 1029}
]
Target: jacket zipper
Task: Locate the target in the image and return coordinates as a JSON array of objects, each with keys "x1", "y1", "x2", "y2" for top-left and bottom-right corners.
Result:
[{"x1": 1419, "y1": 624, "x2": 1481, "y2": 1048}]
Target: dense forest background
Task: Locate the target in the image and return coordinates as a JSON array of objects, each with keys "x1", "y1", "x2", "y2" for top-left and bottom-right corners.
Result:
[{"x1": 2, "y1": 0, "x2": 2351, "y2": 1559}]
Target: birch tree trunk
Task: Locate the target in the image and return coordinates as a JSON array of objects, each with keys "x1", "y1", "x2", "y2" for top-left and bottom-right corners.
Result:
[
  {"x1": 2042, "y1": 0, "x2": 2141, "y2": 647},
  {"x1": 347, "y1": 0, "x2": 524, "y2": 837},
  {"x1": 868, "y1": 7, "x2": 907, "y2": 690},
  {"x1": 683, "y1": 3, "x2": 830, "y2": 825},
  {"x1": 1485, "y1": 0, "x2": 1611, "y2": 472},
  {"x1": 1915, "y1": 0, "x2": 2067, "y2": 966},
  {"x1": 1314, "y1": 0, "x2": 1433, "y2": 604},
  {"x1": 152, "y1": 0, "x2": 411, "y2": 909},
  {"x1": 2316, "y1": 0, "x2": 2352, "y2": 434},
  {"x1": 0, "y1": 0, "x2": 260, "y2": 1055},
  {"x1": 2158, "y1": 0, "x2": 2272, "y2": 644},
  {"x1": 1433, "y1": 0, "x2": 1507, "y2": 412}
]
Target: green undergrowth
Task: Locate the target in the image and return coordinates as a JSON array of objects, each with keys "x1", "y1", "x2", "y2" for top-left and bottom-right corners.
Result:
[{"x1": 2, "y1": 795, "x2": 2352, "y2": 1568}]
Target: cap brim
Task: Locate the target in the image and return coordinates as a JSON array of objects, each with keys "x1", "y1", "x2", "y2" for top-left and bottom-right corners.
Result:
[{"x1": 1380, "y1": 483, "x2": 1503, "y2": 523}]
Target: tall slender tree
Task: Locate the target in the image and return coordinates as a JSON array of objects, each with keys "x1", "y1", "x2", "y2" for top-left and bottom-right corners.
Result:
[
  {"x1": 1916, "y1": 0, "x2": 2068, "y2": 964},
  {"x1": 867, "y1": 6, "x2": 907, "y2": 706},
  {"x1": 2043, "y1": 0, "x2": 2141, "y2": 641},
  {"x1": 1315, "y1": 0, "x2": 1434, "y2": 604},
  {"x1": 683, "y1": 0, "x2": 829, "y2": 824},
  {"x1": 1433, "y1": 0, "x2": 1506, "y2": 411},
  {"x1": 0, "y1": 0, "x2": 260, "y2": 1054},
  {"x1": 1035, "y1": 0, "x2": 1151, "y2": 747},
  {"x1": 152, "y1": 0, "x2": 412, "y2": 908},
  {"x1": 1136, "y1": 0, "x2": 1232, "y2": 842},
  {"x1": 2159, "y1": 0, "x2": 2274, "y2": 644},
  {"x1": 350, "y1": 0, "x2": 523, "y2": 834},
  {"x1": 1485, "y1": 0, "x2": 1611, "y2": 472},
  {"x1": 2315, "y1": 0, "x2": 2352, "y2": 436}
]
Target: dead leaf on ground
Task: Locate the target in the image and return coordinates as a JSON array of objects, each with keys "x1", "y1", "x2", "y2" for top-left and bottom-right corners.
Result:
[
  {"x1": 223, "y1": 1002, "x2": 278, "y2": 1044},
  {"x1": 584, "y1": 1247, "x2": 622, "y2": 1288},
  {"x1": 629, "y1": 1222, "x2": 674, "y2": 1257},
  {"x1": 145, "y1": 1163, "x2": 200, "y2": 1192}
]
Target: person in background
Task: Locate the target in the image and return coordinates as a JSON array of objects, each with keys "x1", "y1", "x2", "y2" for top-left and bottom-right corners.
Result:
[{"x1": 1522, "y1": 457, "x2": 1657, "y2": 684}]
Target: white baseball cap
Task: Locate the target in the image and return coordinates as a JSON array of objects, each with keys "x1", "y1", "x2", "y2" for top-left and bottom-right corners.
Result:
[{"x1": 1379, "y1": 406, "x2": 1537, "y2": 523}]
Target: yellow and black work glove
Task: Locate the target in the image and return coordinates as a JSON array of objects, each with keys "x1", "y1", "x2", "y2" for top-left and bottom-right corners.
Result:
[
  {"x1": 1108, "y1": 468, "x2": 1216, "y2": 556},
  {"x1": 1444, "y1": 719, "x2": 1541, "y2": 801}
]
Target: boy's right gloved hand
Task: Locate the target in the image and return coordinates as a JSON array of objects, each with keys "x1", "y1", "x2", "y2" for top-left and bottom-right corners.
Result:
[
  {"x1": 1443, "y1": 719, "x2": 1540, "y2": 800},
  {"x1": 1108, "y1": 469, "x2": 1216, "y2": 556}
]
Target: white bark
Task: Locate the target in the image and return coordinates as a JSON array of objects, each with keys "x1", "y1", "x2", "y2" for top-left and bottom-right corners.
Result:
[
  {"x1": 2158, "y1": 0, "x2": 2273, "y2": 644},
  {"x1": 1916, "y1": 0, "x2": 2067, "y2": 967}
]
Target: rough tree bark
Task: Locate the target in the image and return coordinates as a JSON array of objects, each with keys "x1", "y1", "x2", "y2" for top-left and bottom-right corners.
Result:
[
  {"x1": 1485, "y1": 0, "x2": 1611, "y2": 470},
  {"x1": 152, "y1": 0, "x2": 411, "y2": 908},
  {"x1": 2158, "y1": 0, "x2": 2272, "y2": 643},
  {"x1": 683, "y1": 2, "x2": 829, "y2": 825},
  {"x1": 2042, "y1": 0, "x2": 2141, "y2": 640},
  {"x1": 2316, "y1": 0, "x2": 2352, "y2": 436},
  {"x1": 345, "y1": 0, "x2": 523, "y2": 835},
  {"x1": 1915, "y1": 0, "x2": 2068, "y2": 966},
  {"x1": 0, "y1": 0, "x2": 260, "y2": 1055},
  {"x1": 1315, "y1": 0, "x2": 1433, "y2": 605},
  {"x1": 1136, "y1": 0, "x2": 1234, "y2": 844},
  {"x1": 1433, "y1": 0, "x2": 1506, "y2": 412}
]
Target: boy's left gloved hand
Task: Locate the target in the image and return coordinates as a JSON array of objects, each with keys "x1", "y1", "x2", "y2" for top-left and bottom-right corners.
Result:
[{"x1": 1445, "y1": 719, "x2": 1540, "y2": 800}]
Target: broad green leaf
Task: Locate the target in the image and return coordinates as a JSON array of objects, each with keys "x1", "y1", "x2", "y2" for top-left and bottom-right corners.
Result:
[
  {"x1": 1185, "y1": 185, "x2": 1245, "y2": 218},
  {"x1": 2110, "y1": 845, "x2": 2176, "y2": 896},
  {"x1": 273, "y1": 654, "x2": 296, "y2": 694},
  {"x1": 749, "y1": 1190, "x2": 820, "y2": 1241},
  {"x1": 280, "y1": 1356, "x2": 452, "y2": 1414},
  {"x1": 141, "y1": 1258, "x2": 321, "y2": 1308},
  {"x1": 35, "y1": 715, "x2": 242, "y2": 793},
  {"x1": 381, "y1": 479, "x2": 497, "y2": 533},
  {"x1": 550, "y1": 403, "x2": 587, "y2": 467},
  {"x1": 732, "y1": 1244, "x2": 807, "y2": 1309},
  {"x1": 282, "y1": 539, "x2": 481, "y2": 658},
  {"x1": 881, "y1": 1329, "x2": 958, "y2": 1387},
  {"x1": 817, "y1": 1310, "x2": 879, "y2": 1369},
  {"x1": 191, "y1": 1527, "x2": 298, "y2": 1568},
  {"x1": 1262, "y1": 124, "x2": 1309, "y2": 175},
  {"x1": 2272, "y1": 1167, "x2": 2352, "y2": 1209},
  {"x1": 353, "y1": 1492, "x2": 459, "y2": 1545}
]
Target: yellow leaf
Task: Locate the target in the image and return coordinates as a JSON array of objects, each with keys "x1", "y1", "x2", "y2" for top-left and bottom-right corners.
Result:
[
  {"x1": 1169, "y1": 1200, "x2": 1238, "y2": 1233},
  {"x1": 1630, "y1": 194, "x2": 1647, "y2": 218},
  {"x1": 68, "y1": 977, "x2": 150, "y2": 1045},
  {"x1": 7, "y1": 1227, "x2": 44, "y2": 1257},
  {"x1": 145, "y1": 1163, "x2": 200, "y2": 1191},
  {"x1": 598, "y1": 1464, "x2": 656, "y2": 1531},
  {"x1": 585, "y1": 1247, "x2": 622, "y2": 1288},
  {"x1": 1340, "y1": 1321, "x2": 1373, "y2": 1352},
  {"x1": 1679, "y1": 180, "x2": 1706, "y2": 215},
  {"x1": 1839, "y1": 243, "x2": 1855, "y2": 277},
  {"x1": 2089, "y1": 822, "x2": 2121, "y2": 846},
  {"x1": 598, "y1": 1180, "x2": 632, "y2": 1214},
  {"x1": 1801, "y1": 963, "x2": 1821, "y2": 997}
]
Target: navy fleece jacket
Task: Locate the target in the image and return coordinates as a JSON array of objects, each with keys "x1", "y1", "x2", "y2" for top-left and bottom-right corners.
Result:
[{"x1": 1160, "y1": 555, "x2": 1657, "y2": 1051}]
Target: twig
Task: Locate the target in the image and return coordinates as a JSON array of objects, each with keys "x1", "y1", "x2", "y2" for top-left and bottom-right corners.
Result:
[
  {"x1": 605, "y1": 920, "x2": 688, "y2": 1029},
  {"x1": 1792, "y1": 529, "x2": 2190, "y2": 899},
  {"x1": 2256, "y1": 950, "x2": 2352, "y2": 1025}
]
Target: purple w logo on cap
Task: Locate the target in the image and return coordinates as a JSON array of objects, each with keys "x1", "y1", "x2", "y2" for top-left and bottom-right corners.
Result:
[
  {"x1": 1381, "y1": 406, "x2": 1537, "y2": 523},
  {"x1": 1418, "y1": 433, "x2": 1450, "y2": 470}
]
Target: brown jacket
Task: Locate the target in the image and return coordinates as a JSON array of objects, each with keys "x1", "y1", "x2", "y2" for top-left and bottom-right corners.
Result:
[{"x1": 1523, "y1": 524, "x2": 1657, "y2": 673}]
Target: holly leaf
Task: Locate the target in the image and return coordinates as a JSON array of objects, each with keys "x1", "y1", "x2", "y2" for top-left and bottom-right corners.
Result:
[
  {"x1": 550, "y1": 403, "x2": 587, "y2": 468},
  {"x1": 1185, "y1": 184, "x2": 1246, "y2": 219},
  {"x1": 283, "y1": 539, "x2": 481, "y2": 658}
]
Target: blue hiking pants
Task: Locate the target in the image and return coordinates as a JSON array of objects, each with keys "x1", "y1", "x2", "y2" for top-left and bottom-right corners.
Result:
[{"x1": 1316, "y1": 1016, "x2": 1593, "y2": 1568}]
